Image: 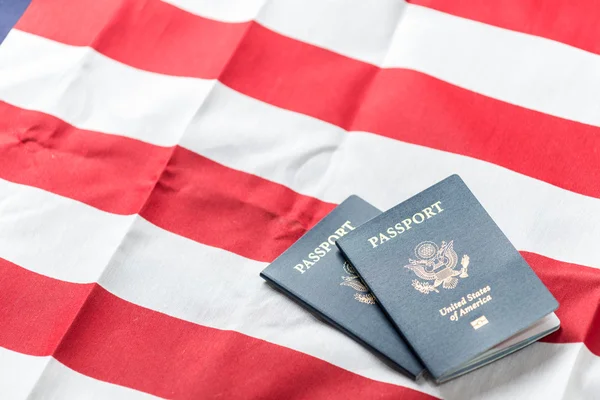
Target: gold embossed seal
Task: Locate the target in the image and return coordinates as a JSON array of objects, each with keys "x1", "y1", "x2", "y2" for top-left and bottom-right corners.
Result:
[
  {"x1": 404, "y1": 240, "x2": 470, "y2": 294},
  {"x1": 340, "y1": 262, "x2": 376, "y2": 304}
]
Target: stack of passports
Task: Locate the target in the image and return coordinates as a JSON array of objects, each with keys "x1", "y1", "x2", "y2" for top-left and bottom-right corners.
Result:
[{"x1": 260, "y1": 175, "x2": 559, "y2": 383}]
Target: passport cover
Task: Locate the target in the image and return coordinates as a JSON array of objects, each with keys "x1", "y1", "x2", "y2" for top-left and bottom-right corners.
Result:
[
  {"x1": 260, "y1": 195, "x2": 424, "y2": 378},
  {"x1": 336, "y1": 175, "x2": 559, "y2": 382}
]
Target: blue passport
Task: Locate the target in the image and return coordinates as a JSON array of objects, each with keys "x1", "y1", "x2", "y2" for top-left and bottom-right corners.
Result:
[
  {"x1": 260, "y1": 196, "x2": 425, "y2": 378},
  {"x1": 336, "y1": 175, "x2": 559, "y2": 382}
]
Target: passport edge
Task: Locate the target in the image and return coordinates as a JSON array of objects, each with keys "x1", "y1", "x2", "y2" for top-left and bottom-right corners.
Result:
[
  {"x1": 259, "y1": 271, "x2": 422, "y2": 379},
  {"x1": 335, "y1": 241, "x2": 427, "y2": 375}
]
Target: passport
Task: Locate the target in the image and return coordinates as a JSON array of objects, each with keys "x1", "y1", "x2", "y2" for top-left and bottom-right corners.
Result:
[
  {"x1": 336, "y1": 175, "x2": 559, "y2": 382},
  {"x1": 260, "y1": 195, "x2": 425, "y2": 379}
]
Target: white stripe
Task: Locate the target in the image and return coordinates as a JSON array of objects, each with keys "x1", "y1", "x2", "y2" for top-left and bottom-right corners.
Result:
[
  {"x1": 136, "y1": 0, "x2": 404, "y2": 64},
  {"x1": 439, "y1": 342, "x2": 600, "y2": 400},
  {"x1": 161, "y1": 0, "x2": 266, "y2": 23},
  {"x1": 561, "y1": 344, "x2": 600, "y2": 400},
  {"x1": 0, "y1": 30, "x2": 214, "y2": 147},
  {"x1": 382, "y1": 5, "x2": 600, "y2": 127},
  {"x1": 181, "y1": 84, "x2": 600, "y2": 270},
  {"x1": 0, "y1": 179, "x2": 133, "y2": 283},
  {"x1": 255, "y1": 0, "x2": 405, "y2": 65},
  {"x1": 0, "y1": 348, "x2": 159, "y2": 400},
  {"x1": 29, "y1": 359, "x2": 161, "y2": 400},
  {"x1": 254, "y1": 1, "x2": 600, "y2": 128},
  {"x1": 0, "y1": 348, "x2": 48, "y2": 399}
]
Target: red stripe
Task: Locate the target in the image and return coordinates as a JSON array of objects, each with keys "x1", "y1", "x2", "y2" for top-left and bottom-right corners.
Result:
[
  {"x1": 15, "y1": 0, "x2": 248, "y2": 79},
  {"x1": 1, "y1": 99, "x2": 598, "y2": 271},
  {"x1": 1, "y1": 103, "x2": 597, "y2": 278},
  {"x1": 0, "y1": 103, "x2": 334, "y2": 261},
  {"x1": 0, "y1": 258, "x2": 93, "y2": 356},
  {"x1": 408, "y1": 1, "x2": 600, "y2": 55},
  {"x1": 56, "y1": 287, "x2": 437, "y2": 400},
  {"x1": 0, "y1": 101, "x2": 172, "y2": 215},
  {"x1": 525, "y1": 252, "x2": 600, "y2": 352},
  {"x1": 0, "y1": 259, "x2": 435, "y2": 400},
  {"x1": 15, "y1": 2, "x2": 600, "y2": 198},
  {"x1": 220, "y1": 23, "x2": 600, "y2": 199},
  {"x1": 139, "y1": 146, "x2": 336, "y2": 262},
  {"x1": 1, "y1": 251, "x2": 598, "y2": 358},
  {"x1": 219, "y1": 22, "x2": 377, "y2": 131}
]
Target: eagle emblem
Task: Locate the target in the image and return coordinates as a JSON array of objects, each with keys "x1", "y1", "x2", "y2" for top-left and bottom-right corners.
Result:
[
  {"x1": 340, "y1": 262, "x2": 376, "y2": 304},
  {"x1": 404, "y1": 241, "x2": 470, "y2": 294}
]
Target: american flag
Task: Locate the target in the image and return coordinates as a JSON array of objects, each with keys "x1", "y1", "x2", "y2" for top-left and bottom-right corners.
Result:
[{"x1": 0, "y1": 0, "x2": 599, "y2": 398}]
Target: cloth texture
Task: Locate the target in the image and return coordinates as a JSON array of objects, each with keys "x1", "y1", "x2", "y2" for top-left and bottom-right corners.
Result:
[{"x1": 0, "y1": 0, "x2": 599, "y2": 399}]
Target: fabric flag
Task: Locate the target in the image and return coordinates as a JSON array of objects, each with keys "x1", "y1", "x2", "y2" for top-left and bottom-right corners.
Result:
[{"x1": 0, "y1": 0, "x2": 598, "y2": 398}]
